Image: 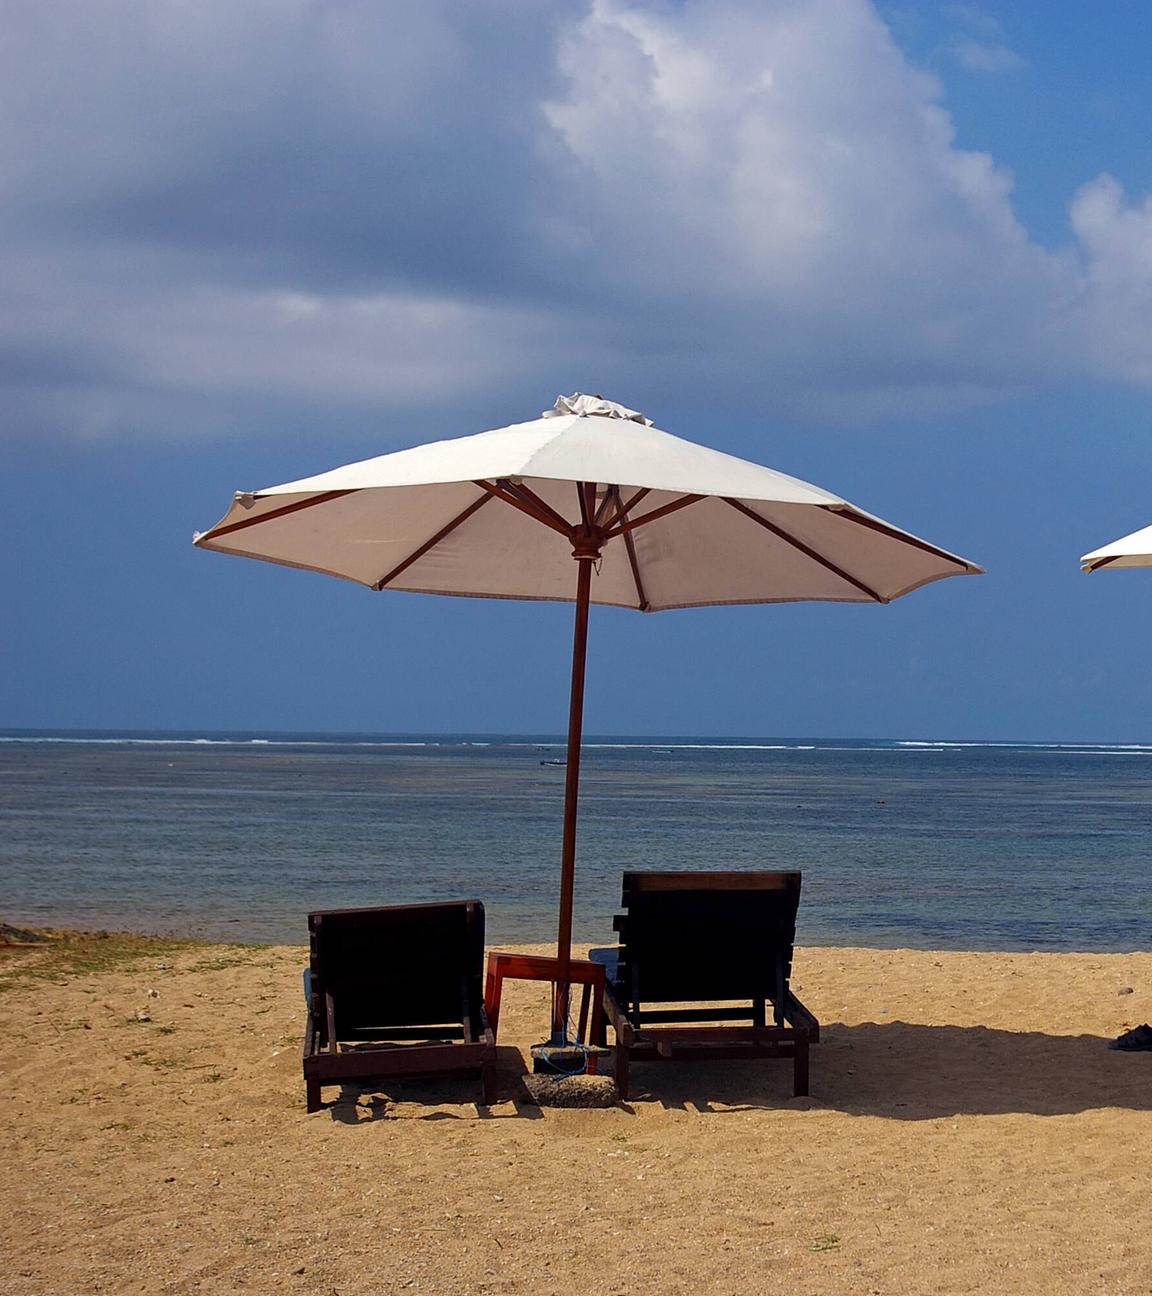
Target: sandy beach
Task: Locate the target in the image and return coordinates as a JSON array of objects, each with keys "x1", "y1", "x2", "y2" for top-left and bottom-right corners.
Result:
[{"x1": 2, "y1": 931, "x2": 1152, "y2": 1296}]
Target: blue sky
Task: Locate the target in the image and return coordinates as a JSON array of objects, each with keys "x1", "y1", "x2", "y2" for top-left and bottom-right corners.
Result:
[{"x1": 5, "y1": 0, "x2": 1152, "y2": 741}]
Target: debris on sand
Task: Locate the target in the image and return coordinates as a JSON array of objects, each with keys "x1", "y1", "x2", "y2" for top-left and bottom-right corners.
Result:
[{"x1": 0, "y1": 922, "x2": 52, "y2": 947}]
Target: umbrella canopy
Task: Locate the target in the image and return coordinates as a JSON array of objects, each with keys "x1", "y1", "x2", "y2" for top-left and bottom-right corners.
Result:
[
  {"x1": 196, "y1": 394, "x2": 981, "y2": 608},
  {"x1": 195, "y1": 393, "x2": 983, "y2": 1042},
  {"x1": 1081, "y1": 523, "x2": 1152, "y2": 572}
]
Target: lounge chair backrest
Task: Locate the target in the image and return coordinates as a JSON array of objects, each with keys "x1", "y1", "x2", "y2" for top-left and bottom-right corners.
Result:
[
  {"x1": 615, "y1": 871, "x2": 801, "y2": 1005},
  {"x1": 308, "y1": 900, "x2": 484, "y2": 1032}
]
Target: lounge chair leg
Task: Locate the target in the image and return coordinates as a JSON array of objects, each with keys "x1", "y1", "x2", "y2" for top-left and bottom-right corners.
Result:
[
  {"x1": 614, "y1": 1043, "x2": 630, "y2": 1101},
  {"x1": 793, "y1": 1031, "x2": 809, "y2": 1098},
  {"x1": 480, "y1": 1063, "x2": 496, "y2": 1106},
  {"x1": 305, "y1": 1077, "x2": 322, "y2": 1113}
]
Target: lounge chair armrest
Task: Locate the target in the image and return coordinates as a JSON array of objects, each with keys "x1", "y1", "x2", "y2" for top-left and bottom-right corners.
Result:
[
  {"x1": 781, "y1": 991, "x2": 820, "y2": 1043},
  {"x1": 601, "y1": 982, "x2": 635, "y2": 1047},
  {"x1": 475, "y1": 1001, "x2": 496, "y2": 1048},
  {"x1": 303, "y1": 1005, "x2": 320, "y2": 1059},
  {"x1": 324, "y1": 990, "x2": 339, "y2": 1054},
  {"x1": 460, "y1": 976, "x2": 475, "y2": 1044}
]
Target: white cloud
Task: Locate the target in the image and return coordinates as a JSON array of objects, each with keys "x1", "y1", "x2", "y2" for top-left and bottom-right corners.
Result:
[
  {"x1": 542, "y1": 0, "x2": 1064, "y2": 392},
  {"x1": 1070, "y1": 174, "x2": 1152, "y2": 384},
  {"x1": 949, "y1": 37, "x2": 1024, "y2": 74}
]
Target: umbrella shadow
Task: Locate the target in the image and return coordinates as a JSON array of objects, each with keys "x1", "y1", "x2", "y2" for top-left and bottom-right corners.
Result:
[{"x1": 623, "y1": 1021, "x2": 1152, "y2": 1118}]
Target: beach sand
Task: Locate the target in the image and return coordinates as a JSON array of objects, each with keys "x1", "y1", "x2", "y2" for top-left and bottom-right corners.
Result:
[{"x1": 2, "y1": 932, "x2": 1152, "y2": 1295}]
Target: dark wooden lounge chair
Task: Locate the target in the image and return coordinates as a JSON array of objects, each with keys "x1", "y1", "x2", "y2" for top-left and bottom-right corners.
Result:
[
  {"x1": 600, "y1": 871, "x2": 819, "y2": 1099},
  {"x1": 303, "y1": 901, "x2": 496, "y2": 1112}
]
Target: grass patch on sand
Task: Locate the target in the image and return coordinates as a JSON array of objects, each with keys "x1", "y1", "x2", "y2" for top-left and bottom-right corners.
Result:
[
  {"x1": 811, "y1": 1233, "x2": 841, "y2": 1253},
  {"x1": 187, "y1": 951, "x2": 260, "y2": 974},
  {"x1": 0, "y1": 928, "x2": 197, "y2": 993}
]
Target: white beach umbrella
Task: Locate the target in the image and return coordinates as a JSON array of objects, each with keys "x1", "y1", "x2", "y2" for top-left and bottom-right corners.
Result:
[
  {"x1": 1081, "y1": 523, "x2": 1152, "y2": 572},
  {"x1": 195, "y1": 393, "x2": 983, "y2": 1042}
]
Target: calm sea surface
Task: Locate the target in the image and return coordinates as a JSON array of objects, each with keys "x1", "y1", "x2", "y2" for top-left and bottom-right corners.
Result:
[{"x1": 2, "y1": 730, "x2": 1151, "y2": 951}]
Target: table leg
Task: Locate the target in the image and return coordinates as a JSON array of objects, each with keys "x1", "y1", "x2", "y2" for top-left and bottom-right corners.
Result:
[
  {"x1": 484, "y1": 966, "x2": 503, "y2": 1039},
  {"x1": 577, "y1": 983, "x2": 591, "y2": 1044}
]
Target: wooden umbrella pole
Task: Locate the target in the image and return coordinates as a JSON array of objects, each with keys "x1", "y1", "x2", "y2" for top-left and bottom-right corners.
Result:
[{"x1": 552, "y1": 543, "x2": 595, "y2": 1042}]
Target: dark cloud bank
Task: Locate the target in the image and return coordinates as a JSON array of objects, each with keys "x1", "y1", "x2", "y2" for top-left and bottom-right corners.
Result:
[{"x1": 2, "y1": 0, "x2": 1151, "y2": 446}]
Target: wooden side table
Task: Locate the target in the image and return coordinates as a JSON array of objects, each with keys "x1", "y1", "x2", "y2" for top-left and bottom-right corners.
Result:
[{"x1": 484, "y1": 951, "x2": 608, "y2": 1059}]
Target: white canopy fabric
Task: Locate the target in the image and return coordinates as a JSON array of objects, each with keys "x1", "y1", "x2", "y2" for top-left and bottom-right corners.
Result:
[
  {"x1": 1081, "y1": 523, "x2": 1152, "y2": 572},
  {"x1": 194, "y1": 394, "x2": 983, "y2": 610}
]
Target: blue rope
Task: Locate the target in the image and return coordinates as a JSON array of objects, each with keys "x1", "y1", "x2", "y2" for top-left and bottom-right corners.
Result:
[{"x1": 542, "y1": 1002, "x2": 596, "y2": 1079}]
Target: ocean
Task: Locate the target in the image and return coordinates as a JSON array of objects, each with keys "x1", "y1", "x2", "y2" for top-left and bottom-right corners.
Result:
[{"x1": 2, "y1": 730, "x2": 1150, "y2": 952}]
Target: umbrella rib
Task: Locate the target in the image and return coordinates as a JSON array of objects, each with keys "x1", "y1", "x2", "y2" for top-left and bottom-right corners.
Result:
[
  {"x1": 594, "y1": 487, "x2": 619, "y2": 527},
  {"x1": 474, "y1": 480, "x2": 572, "y2": 537},
  {"x1": 196, "y1": 489, "x2": 359, "y2": 541},
  {"x1": 373, "y1": 491, "x2": 494, "y2": 590},
  {"x1": 576, "y1": 481, "x2": 592, "y2": 530},
  {"x1": 603, "y1": 493, "x2": 704, "y2": 539},
  {"x1": 503, "y1": 481, "x2": 574, "y2": 534},
  {"x1": 822, "y1": 505, "x2": 975, "y2": 569},
  {"x1": 610, "y1": 486, "x2": 650, "y2": 611},
  {"x1": 1082, "y1": 555, "x2": 1120, "y2": 573},
  {"x1": 601, "y1": 487, "x2": 650, "y2": 533},
  {"x1": 723, "y1": 498, "x2": 888, "y2": 603}
]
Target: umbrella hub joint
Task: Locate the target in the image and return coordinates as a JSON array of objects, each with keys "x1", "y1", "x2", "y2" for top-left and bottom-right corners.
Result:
[{"x1": 570, "y1": 527, "x2": 604, "y2": 562}]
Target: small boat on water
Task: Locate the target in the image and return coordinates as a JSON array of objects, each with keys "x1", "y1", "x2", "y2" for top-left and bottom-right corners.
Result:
[{"x1": 539, "y1": 758, "x2": 567, "y2": 766}]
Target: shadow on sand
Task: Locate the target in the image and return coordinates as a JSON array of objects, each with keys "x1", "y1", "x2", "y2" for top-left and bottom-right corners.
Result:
[
  {"x1": 626, "y1": 1021, "x2": 1152, "y2": 1118},
  {"x1": 322, "y1": 1025, "x2": 1152, "y2": 1121},
  {"x1": 326, "y1": 1045, "x2": 544, "y2": 1122}
]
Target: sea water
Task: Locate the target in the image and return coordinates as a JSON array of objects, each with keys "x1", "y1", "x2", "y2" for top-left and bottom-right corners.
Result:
[{"x1": 2, "y1": 730, "x2": 1150, "y2": 951}]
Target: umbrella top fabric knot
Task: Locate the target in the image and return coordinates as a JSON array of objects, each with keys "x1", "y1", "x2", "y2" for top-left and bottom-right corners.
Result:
[{"x1": 543, "y1": 393, "x2": 653, "y2": 425}]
